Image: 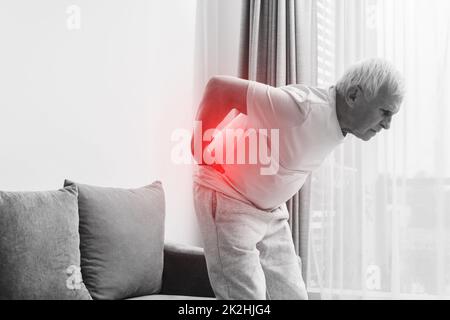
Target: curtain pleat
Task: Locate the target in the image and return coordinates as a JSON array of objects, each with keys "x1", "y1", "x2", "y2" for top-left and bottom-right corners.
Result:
[{"x1": 239, "y1": 0, "x2": 317, "y2": 282}]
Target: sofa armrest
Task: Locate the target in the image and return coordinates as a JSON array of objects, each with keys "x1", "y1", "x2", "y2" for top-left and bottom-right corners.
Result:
[{"x1": 161, "y1": 242, "x2": 215, "y2": 298}]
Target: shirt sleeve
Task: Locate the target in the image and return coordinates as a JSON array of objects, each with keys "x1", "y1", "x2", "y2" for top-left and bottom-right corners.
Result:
[{"x1": 246, "y1": 81, "x2": 311, "y2": 130}]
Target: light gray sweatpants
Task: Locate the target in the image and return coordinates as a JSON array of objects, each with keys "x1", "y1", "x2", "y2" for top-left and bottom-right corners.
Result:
[{"x1": 193, "y1": 182, "x2": 308, "y2": 300}]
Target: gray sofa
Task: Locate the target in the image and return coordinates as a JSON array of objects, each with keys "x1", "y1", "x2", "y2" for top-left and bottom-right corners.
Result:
[
  {"x1": 0, "y1": 182, "x2": 215, "y2": 300},
  {"x1": 130, "y1": 243, "x2": 215, "y2": 300}
]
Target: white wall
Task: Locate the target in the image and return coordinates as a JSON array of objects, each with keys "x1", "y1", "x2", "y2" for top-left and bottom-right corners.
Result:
[{"x1": 0, "y1": 0, "x2": 241, "y2": 245}]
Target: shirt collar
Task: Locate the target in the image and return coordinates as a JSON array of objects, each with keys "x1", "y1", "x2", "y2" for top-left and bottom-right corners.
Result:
[{"x1": 328, "y1": 86, "x2": 346, "y2": 143}]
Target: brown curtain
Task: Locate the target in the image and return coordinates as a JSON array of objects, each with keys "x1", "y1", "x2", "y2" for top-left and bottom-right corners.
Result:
[{"x1": 238, "y1": 0, "x2": 317, "y2": 282}]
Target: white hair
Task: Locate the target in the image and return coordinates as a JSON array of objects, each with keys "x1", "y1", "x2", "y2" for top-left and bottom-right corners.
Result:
[{"x1": 336, "y1": 58, "x2": 405, "y2": 104}]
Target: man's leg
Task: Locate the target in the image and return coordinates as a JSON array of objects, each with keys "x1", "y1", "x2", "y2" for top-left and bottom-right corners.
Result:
[
  {"x1": 257, "y1": 204, "x2": 308, "y2": 300},
  {"x1": 193, "y1": 183, "x2": 271, "y2": 299}
]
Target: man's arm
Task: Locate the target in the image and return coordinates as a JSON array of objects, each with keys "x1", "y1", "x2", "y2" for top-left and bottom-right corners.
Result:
[{"x1": 191, "y1": 76, "x2": 249, "y2": 158}]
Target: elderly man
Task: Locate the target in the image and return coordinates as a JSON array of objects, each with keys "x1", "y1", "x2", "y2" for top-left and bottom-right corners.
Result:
[{"x1": 192, "y1": 58, "x2": 404, "y2": 300}]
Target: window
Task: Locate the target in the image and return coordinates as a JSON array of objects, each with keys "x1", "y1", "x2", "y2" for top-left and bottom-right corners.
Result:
[{"x1": 308, "y1": 0, "x2": 450, "y2": 299}]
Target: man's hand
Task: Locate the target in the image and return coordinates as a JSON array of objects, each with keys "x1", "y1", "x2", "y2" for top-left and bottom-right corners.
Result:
[{"x1": 191, "y1": 76, "x2": 250, "y2": 161}]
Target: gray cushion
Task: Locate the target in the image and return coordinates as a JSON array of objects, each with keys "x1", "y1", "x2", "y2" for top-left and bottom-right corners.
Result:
[
  {"x1": 64, "y1": 180, "x2": 165, "y2": 300},
  {"x1": 0, "y1": 185, "x2": 92, "y2": 300}
]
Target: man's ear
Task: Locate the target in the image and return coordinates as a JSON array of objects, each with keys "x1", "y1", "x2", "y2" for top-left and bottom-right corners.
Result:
[{"x1": 345, "y1": 85, "x2": 362, "y2": 108}]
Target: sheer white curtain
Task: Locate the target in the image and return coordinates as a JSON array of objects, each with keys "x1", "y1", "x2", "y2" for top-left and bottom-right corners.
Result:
[
  {"x1": 308, "y1": 0, "x2": 450, "y2": 299},
  {"x1": 194, "y1": 0, "x2": 242, "y2": 93}
]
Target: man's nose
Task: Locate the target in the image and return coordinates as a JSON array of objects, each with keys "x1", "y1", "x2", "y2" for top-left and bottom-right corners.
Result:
[{"x1": 381, "y1": 116, "x2": 392, "y2": 130}]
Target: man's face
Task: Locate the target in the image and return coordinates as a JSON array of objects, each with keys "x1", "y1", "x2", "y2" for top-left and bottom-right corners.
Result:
[{"x1": 343, "y1": 85, "x2": 401, "y2": 141}]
